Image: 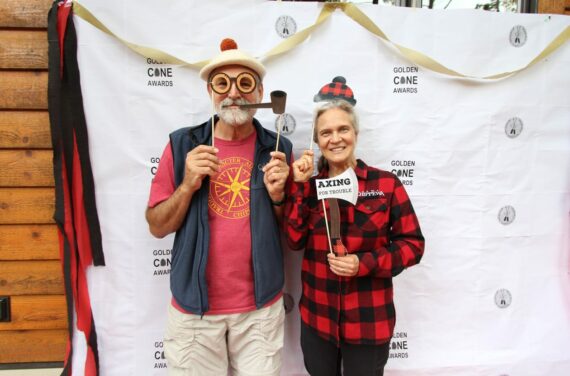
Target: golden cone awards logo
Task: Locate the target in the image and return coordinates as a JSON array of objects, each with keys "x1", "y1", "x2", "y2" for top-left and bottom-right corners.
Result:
[
  {"x1": 498, "y1": 205, "x2": 516, "y2": 225},
  {"x1": 495, "y1": 289, "x2": 512, "y2": 309},
  {"x1": 509, "y1": 25, "x2": 527, "y2": 47},
  {"x1": 505, "y1": 117, "x2": 523, "y2": 138},
  {"x1": 153, "y1": 340, "x2": 167, "y2": 369},
  {"x1": 209, "y1": 157, "x2": 252, "y2": 219},
  {"x1": 275, "y1": 15, "x2": 297, "y2": 38},
  {"x1": 275, "y1": 113, "x2": 296, "y2": 136}
]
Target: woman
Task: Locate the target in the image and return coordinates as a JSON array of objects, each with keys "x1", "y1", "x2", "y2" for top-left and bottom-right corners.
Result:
[{"x1": 285, "y1": 97, "x2": 425, "y2": 376}]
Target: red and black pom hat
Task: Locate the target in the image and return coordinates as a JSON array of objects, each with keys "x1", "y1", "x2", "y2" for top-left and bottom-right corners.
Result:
[
  {"x1": 199, "y1": 38, "x2": 266, "y2": 81},
  {"x1": 313, "y1": 76, "x2": 357, "y2": 106}
]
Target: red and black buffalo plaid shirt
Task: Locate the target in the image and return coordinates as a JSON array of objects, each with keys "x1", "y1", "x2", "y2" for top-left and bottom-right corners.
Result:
[{"x1": 285, "y1": 159, "x2": 424, "y2": 345}]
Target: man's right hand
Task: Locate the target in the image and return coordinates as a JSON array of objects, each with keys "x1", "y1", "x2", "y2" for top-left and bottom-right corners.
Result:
[
  {"x1": 182, "y1": 145, "x2": 220, "y2": 192},
  {"x1": 146, "y1": 144, "x2": 219, "y2": 239}
]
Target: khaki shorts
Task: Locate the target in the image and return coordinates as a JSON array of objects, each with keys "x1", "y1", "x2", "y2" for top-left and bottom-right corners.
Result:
[{"x1": 164, "y1": 297, "x2": 285, "y2": 376}]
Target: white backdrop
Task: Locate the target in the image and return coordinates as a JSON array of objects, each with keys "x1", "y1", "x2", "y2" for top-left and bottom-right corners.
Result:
[{"x1": 71, "y1": 1, "x2": 570, "y2": 375}]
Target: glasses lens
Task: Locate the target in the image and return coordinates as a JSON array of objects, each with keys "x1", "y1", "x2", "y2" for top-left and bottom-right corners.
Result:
[
  {"x1": 210, "y1": 72, "x2": 257, "y2": 95},
  {"x1": 211, "y1": 73, "x2": 231, "y2": 94},
  {"x1": 236, "y1": 72, "x2": 256, "y2": 94}
]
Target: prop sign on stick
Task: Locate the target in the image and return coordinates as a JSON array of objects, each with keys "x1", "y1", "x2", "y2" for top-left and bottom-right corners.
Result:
[
  {"x1": 316, "y1": 167, "x2": 358, "y2": 205},
  {"x1": 315, "y1": 167, "x2": 359, "y2": 254}
]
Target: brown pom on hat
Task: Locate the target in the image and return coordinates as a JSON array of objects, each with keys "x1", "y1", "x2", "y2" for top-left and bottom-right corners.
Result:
[
  {"x1": 313, "y1": 76, "x2": 357, "y2": 106},
  {"x1": 220, "y1": 38, "x2": 237, "y2": 51},
  {"x1": 199, "y1": 38, "x2": 266, "y2": 81}
]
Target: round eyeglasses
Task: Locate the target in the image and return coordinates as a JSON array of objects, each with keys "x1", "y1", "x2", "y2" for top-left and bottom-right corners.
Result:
[{"x1": 209, "y1": 72, "x2": 258, "y2": 95}]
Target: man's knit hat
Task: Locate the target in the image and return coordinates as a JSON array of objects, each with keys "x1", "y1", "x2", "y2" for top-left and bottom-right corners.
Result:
[
  {"x1": 199, "y1": 38, "x2": 266, "y2": 81},
  {"x1": 313, "y1": 76, "x2": 357, "y2": 106}
]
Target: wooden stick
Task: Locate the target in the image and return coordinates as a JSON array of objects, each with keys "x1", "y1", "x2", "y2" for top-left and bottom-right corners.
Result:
[
  {"x1": 210, "y1": 95, "x2": 215, "y2": 148},
  {"x1": 309, "y1": 120, "x2": 316, "y2": 151},
  {"x1": 275, "y1": 113, "x2": 283, "y2": 152},
  {"x1": 321, "y1": 200, "x2": 334, "y2": 254}
]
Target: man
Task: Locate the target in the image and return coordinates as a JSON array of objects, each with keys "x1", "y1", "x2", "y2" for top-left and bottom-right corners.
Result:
[{"x1": 146, "y1": 38, "x2": 292, "y2": 375}]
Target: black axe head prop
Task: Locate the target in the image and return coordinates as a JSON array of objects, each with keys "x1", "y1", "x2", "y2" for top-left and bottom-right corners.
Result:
[{"x1": 229, "y1": 90, "x2": 287, "y2": 114}]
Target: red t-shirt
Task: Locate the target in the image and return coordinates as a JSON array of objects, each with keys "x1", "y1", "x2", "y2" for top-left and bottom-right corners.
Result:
[{"x1": 148, "y1": 131, "x2": 258, "y2": 314}]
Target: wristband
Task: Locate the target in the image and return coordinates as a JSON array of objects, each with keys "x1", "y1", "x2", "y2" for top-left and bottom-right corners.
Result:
[{"x1": 271, "y1": 195, "x2": 286, "y2": 206}]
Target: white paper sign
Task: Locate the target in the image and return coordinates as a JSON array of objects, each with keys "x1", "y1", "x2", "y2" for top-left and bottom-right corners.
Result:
[{"x1": 315, "y1": 167, "x2": 358, "y2": 205}]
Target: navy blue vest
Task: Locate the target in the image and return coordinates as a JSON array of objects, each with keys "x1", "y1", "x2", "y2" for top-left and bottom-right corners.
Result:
[{"x1": 168, "y1": 117, "x2": 293, "y2": 314}]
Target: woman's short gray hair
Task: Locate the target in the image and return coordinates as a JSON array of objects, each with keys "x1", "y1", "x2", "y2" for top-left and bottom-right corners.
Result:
[
  {"x1": 312, "y1": 99, "x2": 359, "y2": 144},
  {"x1": 312, "y1": 100, "x2": 359, "y2": 172}
]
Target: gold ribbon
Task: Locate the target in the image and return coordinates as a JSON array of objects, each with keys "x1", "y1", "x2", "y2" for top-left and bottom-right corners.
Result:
[
  {"x1": 72, "y1": 1, "x2": 569, "y2": 80},
  {"x1": 340, "y1": 3, "x2": 570, "y2": 80},
  {"x1": 72, "y1": 1, "x2": 208, "y2": 68}
]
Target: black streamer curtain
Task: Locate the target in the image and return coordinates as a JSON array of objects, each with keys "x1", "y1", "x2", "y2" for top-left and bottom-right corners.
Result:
[{"x1": 47, "y1": 1, "x2": 106, "y2": 375}]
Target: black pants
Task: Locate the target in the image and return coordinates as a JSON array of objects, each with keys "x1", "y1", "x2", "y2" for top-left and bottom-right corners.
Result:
[{"x1": 300, "y1": 323, "x2": 390, "y2": 376}]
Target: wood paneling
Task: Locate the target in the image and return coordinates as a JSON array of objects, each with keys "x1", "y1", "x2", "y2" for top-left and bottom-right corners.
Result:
[
  {"x1": 0, "y1": 295, "x2": 67, "y2": 331},
  {"x1": 0, "y1": 329, "x2": 67, "y2": 363},
  {"x1": 0, "y1": 30, "x2": 48, "y2": 69},
  {"x1": 0, "y1": 150, "x2": 54, "y2": 187},
  {"x1": 0, "y1": 188, "x2": 55, "y2": 224},
  {"x1": 0, "y1": 71, "x2": 48, "y2": 110},
  {"x1": 0, "y1": 260, "x2": 64, "y2": 295},
  {"x1": 0, "y1": 0, "x2": 52, "y2": 29},
  {"x1": 0, "y1": 225, "x2": 59, "y2": 260},
  {"x1": 538, "y1": 0, "x2": 570, "y2": 14},
  {"x1": 0, "y1": 0, "x2": 67, "y2": 365},
  {"x1": 0, "y1": 111, "x2": 51, "y2": 148}
]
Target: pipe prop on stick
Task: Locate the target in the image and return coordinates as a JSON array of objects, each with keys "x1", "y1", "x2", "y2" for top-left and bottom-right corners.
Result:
[
  {"x1": 230, "y1": 90, "x2": 287, "y2": 151},
  {"x1": 235, "y1": 90, "x2": 287, "y2": 114}
]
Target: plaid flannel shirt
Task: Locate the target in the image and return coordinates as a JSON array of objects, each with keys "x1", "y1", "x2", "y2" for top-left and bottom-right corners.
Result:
[{"x1": 285, "y1": 159, "x2": 424, "y2": 345}]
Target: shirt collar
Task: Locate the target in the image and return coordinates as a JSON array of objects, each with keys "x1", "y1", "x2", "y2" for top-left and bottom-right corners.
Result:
[
  {"x1": 354, "y1": 159, "x2": 368, "y2": 180},
  {"x1": 317, "y1": 158, "x2": 368, "y2": 180}
]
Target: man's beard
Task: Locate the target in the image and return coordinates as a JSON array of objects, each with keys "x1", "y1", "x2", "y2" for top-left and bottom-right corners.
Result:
[{"x1": 217, "y1": 98, "x2": 257, "y2": 126}]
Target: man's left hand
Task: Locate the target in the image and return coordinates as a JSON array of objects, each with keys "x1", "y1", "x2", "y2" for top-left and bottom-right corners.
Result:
[{"x1": 262, "y1": 151, "x2": 289, "y2": 202}]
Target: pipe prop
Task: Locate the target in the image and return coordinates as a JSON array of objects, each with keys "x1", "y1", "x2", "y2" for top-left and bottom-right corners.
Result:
[{"x1": 234, "y1": 90, "x2": 287, "y2": 114}]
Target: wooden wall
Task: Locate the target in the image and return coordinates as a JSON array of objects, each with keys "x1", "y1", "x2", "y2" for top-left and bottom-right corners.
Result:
[
  {"x1": 538, "y1": 0, "x2": 570, "y2": 14},
  {"x1": 0, "y1": 0, "x2": 67, "y2": 365}
]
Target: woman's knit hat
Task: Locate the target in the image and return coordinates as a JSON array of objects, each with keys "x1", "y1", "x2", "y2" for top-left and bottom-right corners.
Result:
[{"x1": 313, "y1": 76, "x2": 356, "y2": 106}]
